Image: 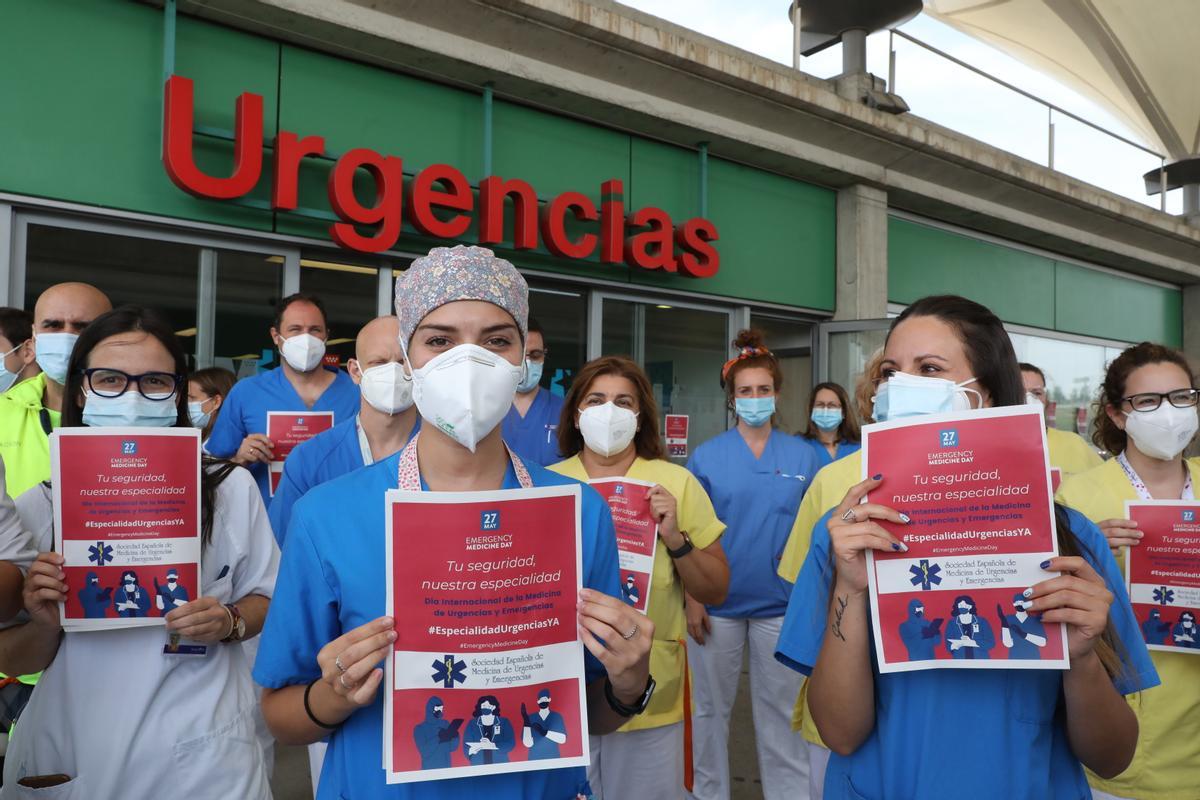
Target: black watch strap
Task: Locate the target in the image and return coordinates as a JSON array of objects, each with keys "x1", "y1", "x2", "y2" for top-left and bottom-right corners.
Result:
[
  {"x1": 604, "y1": 674, "x2": 655, "y2": 717},
  {"x1": 666, "y1": 531, "x2": 694, "y2": 559}
]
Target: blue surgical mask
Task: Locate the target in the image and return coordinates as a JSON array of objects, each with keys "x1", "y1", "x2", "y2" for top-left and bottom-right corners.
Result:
[
  {"x1": 516, "y1": 358, "x2": 543, "y2": 394},
  {"x1": 0, "y1": 341, "x2": 24, "y2": 393},
  {"x1": 811, "y1": 408, "x2": 843, "y2": 431},
  {"x1": 82, "y1": 392, "x2": 178, "y2": 428},
  {"x1": 187, "y1": 399, "x2": 211, "y2": 429},
  {"x1": 34, "y1": 332, "x2": 78, "y2": 385},
  {"x1": 872, "y1": 372, "x2": 981, "y2": 423},
  {"x1": 735, "y1": 396, "x2": 775, "y2": 427}
]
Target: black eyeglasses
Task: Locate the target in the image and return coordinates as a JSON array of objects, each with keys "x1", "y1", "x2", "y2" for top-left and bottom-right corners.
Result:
[
  {"x1": 82, "y1": 368, "x2": 182, "y2": 401},
  {"x1": 1121, "y1": 388, "x2": 1200, "y2": 413}
]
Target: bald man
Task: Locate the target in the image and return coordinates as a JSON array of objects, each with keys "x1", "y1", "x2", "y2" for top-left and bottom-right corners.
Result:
[
  {"x1": 0, "y1": 282, "x2": 111, "y2": 496},
  {"x1": 267, "y1": 316, "x2": 418, "y2": 545}
]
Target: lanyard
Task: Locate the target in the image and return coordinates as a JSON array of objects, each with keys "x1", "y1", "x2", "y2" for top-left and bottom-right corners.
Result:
[
  {"x1": 396, "y1": 433, "x2": 533, "y2": 491},
  {"x1": 355, "y1": 415, "x2": 373, "y2": 467},
  {"x1": 1116, "y1": 451, "x2": 1195, "y2": 501}
]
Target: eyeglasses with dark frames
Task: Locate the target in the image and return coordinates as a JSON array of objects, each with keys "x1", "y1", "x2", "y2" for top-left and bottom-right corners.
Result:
[
  {"x1": 1120, "y1": 388, "x2": 1200, "y2": 413},
  {"x1": 82, "y1": 368, "x2": 182, "y2": 401}
]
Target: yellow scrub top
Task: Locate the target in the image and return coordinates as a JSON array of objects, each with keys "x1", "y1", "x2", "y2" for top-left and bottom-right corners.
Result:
[
  {"x1": 0, "y1": 373, "x2": 60, "y2": 497},
  {"x1": 1045, "y1": 426, "x2": 1103, "y2": 477},
  {"x1": 774, "y1": 449, "x2": 861, "y2": 745},
  {"x1": 551, "y1": 454, "x2": 725, "y2": 733},
  {"x1": 1056, "y1": 456, "x2": 1200, "y2": 800}
]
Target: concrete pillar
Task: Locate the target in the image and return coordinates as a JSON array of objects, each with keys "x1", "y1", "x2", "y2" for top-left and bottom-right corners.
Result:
[
  {"x1": 1184, "y1": 284, "x2": 1200, "y2": 364},
  {"x1": 834, "y1": 184, "x2": 888, "y2": 320}
]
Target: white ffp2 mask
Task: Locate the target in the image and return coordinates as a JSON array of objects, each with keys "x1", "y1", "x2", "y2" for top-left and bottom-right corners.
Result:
[
  {"x1": 578, "y1": 402, "x2": 638, "y2": 458},
  {"x1": 279, "y1": 333, "x2": 326, "y2": 373},
  {"x1": 359, "y1": 361, "x2": 414, "y2": 415},
  {"x1": 409, "y1": 344, "x2": 521, "y2": 451},
  {"x1": 1124, "y1": 402, "x2": 1199, "y2": 461}
]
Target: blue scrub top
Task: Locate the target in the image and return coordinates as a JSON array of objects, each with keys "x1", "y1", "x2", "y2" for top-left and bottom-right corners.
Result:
[
  {"x1": 798, "y1": 435, "x2": 861, "y2": 469},
  {"x1": 501, "y1": 388, "x2": 565, "y2": 467},
  {"x1": 687, "y1": 428, "x2": 818, "y2": 618},
  {"x1": 267, "y1": 414, "x2": 420, "y2": 546},
  {"x1": 774, "y1": 506, "x2": 1159, "y2": 800},
  {"x1": 205, "y1": 366, "x2": 361, "y2": 503},
  {"x1": 253, "y1": 452, "x2": 621, "y2": 800}
]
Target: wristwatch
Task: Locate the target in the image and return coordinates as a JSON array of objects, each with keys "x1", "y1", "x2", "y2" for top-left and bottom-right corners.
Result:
[
  {"x1": 604, "y1": 674, "x2": 655, "y2": 717},
  {"x1": 666, "y1": 531, "x2": 694, "y2": 559},
  {"x1": 221, "y1": 603, "x2": 246, "y2": 643}
]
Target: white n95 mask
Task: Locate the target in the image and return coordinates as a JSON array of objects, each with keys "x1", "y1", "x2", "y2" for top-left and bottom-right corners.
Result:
[
  {"x1": 872, "y1": 372, "x2": 981, "y2": 422},
  {"x1": 359, "y1": 361, "x2": 413, "y2": 415},
  {"x1": 1124, "y1": 402, "x2": 1199, "y2": 461},
  {"x1": 410, "y1": 343, "x2": 521, "y2": 452},
  {"x1": 578, "y1": 402, "x2": 638, "y2": 457},
  {"x1": 279, "y1": 333, "x2": 326, "y2": 373}
]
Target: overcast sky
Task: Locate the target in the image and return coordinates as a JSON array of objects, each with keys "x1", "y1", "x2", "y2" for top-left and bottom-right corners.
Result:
[{"x1": 619, "y1": 1, "x2": 1182, "y2": 213}]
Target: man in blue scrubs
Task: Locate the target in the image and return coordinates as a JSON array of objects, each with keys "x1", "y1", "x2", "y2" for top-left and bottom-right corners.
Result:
[
  {"x1": 206, "y1": 293, "x2": 360, "y2": 503},
  {"x1": 269, "y1": 316, "x2": 418, "y2": 545},
  {"x1": 501, "y1": 318, "x2": 564, "y2": 466}
]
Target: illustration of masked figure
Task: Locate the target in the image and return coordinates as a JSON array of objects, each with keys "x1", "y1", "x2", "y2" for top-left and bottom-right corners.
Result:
[
  {"x1": 1172, "y1": 611, "x2": 1200, "y2": 648},
  {"x1": 77, "y1": 571, "x2": 112, "y2": 618},
  {"x1": 1141, "y1": 608, "x2": 1172, "y2": 645},
  {"x1": 463, "y1": 695, "x2": 515, "y2": 765},
  {"x1": 620, "y1": 574, "x2": 639, "y2": 607},
  {"x1": 521, "y1": 688, "x2": 568, "y2": 760},
  {"x1": 897, "y1": 598, "x2": 943, "y2": 660},
  {"x1": 944, "y1": 595, "x2": 994, "y2": 659},
  {"x1": 112, "y1": 570, "x2": 151, "y2": 618},
  {"x1": 999, "y1": 592, "x2": 1047, "y2": 659},
  {"x1": 155, "y1": 568, "x2": 190, "y2": 617},
  {"x1": 413, "y1": 695, "x2": 461, "y2": 769}
]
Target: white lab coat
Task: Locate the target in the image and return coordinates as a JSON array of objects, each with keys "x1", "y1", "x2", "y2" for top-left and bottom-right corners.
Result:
[{"x1": 0, "y1": 465, "x2": 279, "y2": 800}]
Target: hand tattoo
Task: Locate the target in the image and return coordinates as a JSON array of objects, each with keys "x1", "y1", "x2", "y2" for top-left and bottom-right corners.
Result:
[{"x1": 832, "y1": 594, "x2": 850, "y2": 642}]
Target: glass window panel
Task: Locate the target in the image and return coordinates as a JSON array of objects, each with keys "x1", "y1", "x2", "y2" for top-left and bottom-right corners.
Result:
[
  {"x1": 1008, "y1": 331, "x2": 1128, "y2": 438},
  {"x1": 299, "y1": 258, "x2": 380, "y2": 369},
  {"x1": 24, "y1": 224, "x2": 200, "y2": 361},
  {"x1": 214, "y1": 251, "x2": 283, "y2": 378},
  {"x1": 826, "y1": 328, "x2": 888, "y2": 421},
  {"x1": 528, "y1": 284, "x2": 586, "y2": 400},
  {"x1": 750, "y1": 314, "x2": 813, "y2": 434}
]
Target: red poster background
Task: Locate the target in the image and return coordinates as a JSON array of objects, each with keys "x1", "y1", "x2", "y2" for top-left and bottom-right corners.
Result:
[
  {"x1": 391, "y1": 494, "x2": 579, "y2": 654},
  {"x1": 62, "y1": 563, "x2": 200, "y2": 620},
  {"x1": 267, "y1": 412, "x2": 334, "y2": 459},
  {"x1": 591, "y1": 480, "x2": 656, "y2": 557},
  {"x1": 875, "y1": 586, "x2": 1066, "y2": 664},
  {"x1": 57, "y1": 434, "x2": 199, "y2": 542},
  {"x1": 390, "y1": 678, "x2": 584, "y2": 772},
  {"x1": 665, "y1": 415, "x2": 688, "y2": 440}
]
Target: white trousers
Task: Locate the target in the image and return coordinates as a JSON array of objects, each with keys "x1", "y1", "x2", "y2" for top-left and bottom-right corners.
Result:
[
  {"x1": 589, "y1": 722, "x2": 684, "y2": 800},
  {"x1": 308, "y1": 741, "x2": 328, "y2": 794},
  {"x1": 807, "y1": 741, "x2": 830, "y2": 799},
  {"x1": 1090, "y1": 791, "x2": 1135, "y2": 800},
  {"x1": 685, "y1": 615, "x2": 809, "y2": 800}
]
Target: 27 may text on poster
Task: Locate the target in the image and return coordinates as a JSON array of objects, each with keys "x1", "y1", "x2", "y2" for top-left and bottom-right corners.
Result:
[
  {"x1": 862, "y1": 406, "x2": 1069, "y2": 673},
  {"x1": 384, "y1": 485, "x2": 588, "y2": 783}
]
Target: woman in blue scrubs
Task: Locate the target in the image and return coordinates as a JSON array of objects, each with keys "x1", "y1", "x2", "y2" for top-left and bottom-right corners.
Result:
[
  {"x1": 253, "y1": 246, "x2": 654, "y2": 800},
  {"x1": 775, "y1": 295, "x2": 1157, "y2": 800},
  {"x1": 685, "y1": 329, "x2": 819, "y2": 800},
  {"x1": 798, "y1": 382, "x2": 860, "y2": 468}
]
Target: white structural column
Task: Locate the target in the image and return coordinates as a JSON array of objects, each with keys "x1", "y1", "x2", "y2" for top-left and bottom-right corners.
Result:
[{"x1": 834, "y1": 184, "x2": 889, "y2": 320}]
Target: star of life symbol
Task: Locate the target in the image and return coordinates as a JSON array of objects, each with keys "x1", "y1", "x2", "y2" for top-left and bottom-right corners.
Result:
[
  {"x1": 909, "y1": 559, "x2": 942, "y2": 591},
  {"x1": 1154, "y1": 586, "x2": 1175, "y2": 606},
  {"x1": 87, "y1": 541, "x2": 113, "y2": 566},
  {"x1": 431, "y1": 655, "x2": 467, "y2": 688}
]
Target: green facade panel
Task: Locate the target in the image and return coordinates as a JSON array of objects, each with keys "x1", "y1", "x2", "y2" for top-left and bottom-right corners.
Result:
[
  {"x1": 0, "y1": 1, "x2": 277, "y2": 230},
  {"x1": 889, "y1": 218, "x2": 1182, "y2": 346},
  {"x1": 1054, "y1": 261, "x2": 1182, "y2": 347}
]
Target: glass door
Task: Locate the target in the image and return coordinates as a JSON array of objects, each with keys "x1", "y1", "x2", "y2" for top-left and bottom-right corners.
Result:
[
  {"x1": 595, "y1": 294, "x2": 734, "y2": 461},
  {"x1": 815, "y1": 318, "x2": 892, "y2": 423}
]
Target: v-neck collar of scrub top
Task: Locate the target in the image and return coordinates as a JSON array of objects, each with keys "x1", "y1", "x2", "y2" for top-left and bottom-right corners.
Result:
[
  {"x1": 269, "y1": 363, "x2": 342, "y2": 409},
  {"x1": 730, "y1": 427, "x2": 791, "y2": 474}
]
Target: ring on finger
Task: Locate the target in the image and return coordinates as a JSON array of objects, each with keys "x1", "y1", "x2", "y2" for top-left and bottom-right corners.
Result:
[
  {"x1": 339, "y1": 673, "x2": 353, "y2": 691},
  {"x1": 622, "y1": 624, "x2": 638, "y2": 640},
  {"x1": 335, "y1": 655, "x2": 347, "y2": 673},
  {"x1": 841, "y1": 507, "x2": 857, "y2": 523}
]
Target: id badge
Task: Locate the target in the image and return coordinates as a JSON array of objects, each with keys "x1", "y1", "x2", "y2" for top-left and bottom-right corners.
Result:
[{"x1": 163, "y1": 631, "x2": 208, "y2": 657}]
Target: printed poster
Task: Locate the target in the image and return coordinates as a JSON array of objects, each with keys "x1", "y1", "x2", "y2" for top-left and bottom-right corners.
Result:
[
  {"x1": 665, "y1": 414, "x2": 689, "y2": 458},
  {"x1": 862, "y1": 406, "x2": 1069, "y2": 672},
  {"x1": 1125, "y1": 500, "x2": 1200, "y2": 654},
  {"x1": 51, "y1": 428, "x2": 201, "y2": 632},
  {"x1": 1050, "y1": 467, "x2": 1063, "y2": 494},
  {"x1": 266, "y1": 411, "x2": 334, "y2": 495},
  {"x1": 589, "y1": 477, "x2": 657, "y2": 612},
  {"x1": 384, "y1": 485, "x2": 588, "y2": 783}
]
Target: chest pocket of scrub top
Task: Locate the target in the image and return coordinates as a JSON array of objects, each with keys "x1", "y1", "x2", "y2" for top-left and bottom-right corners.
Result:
[
  {"x1": 1004, "y1": 669, "x2": 1059, "y2": 725},
  {"x1": 10, "y1": 778, "x2": 85, "y2": 800},
  {"x1": 200, "y1": 570, "x2": 235, "y2": 605},
  {"x1": 770, "y1": 471, "x2": 807, "y2": 515},
  {"x1": 172, "y1": 712, "x2": 266, "y2": 796}
]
